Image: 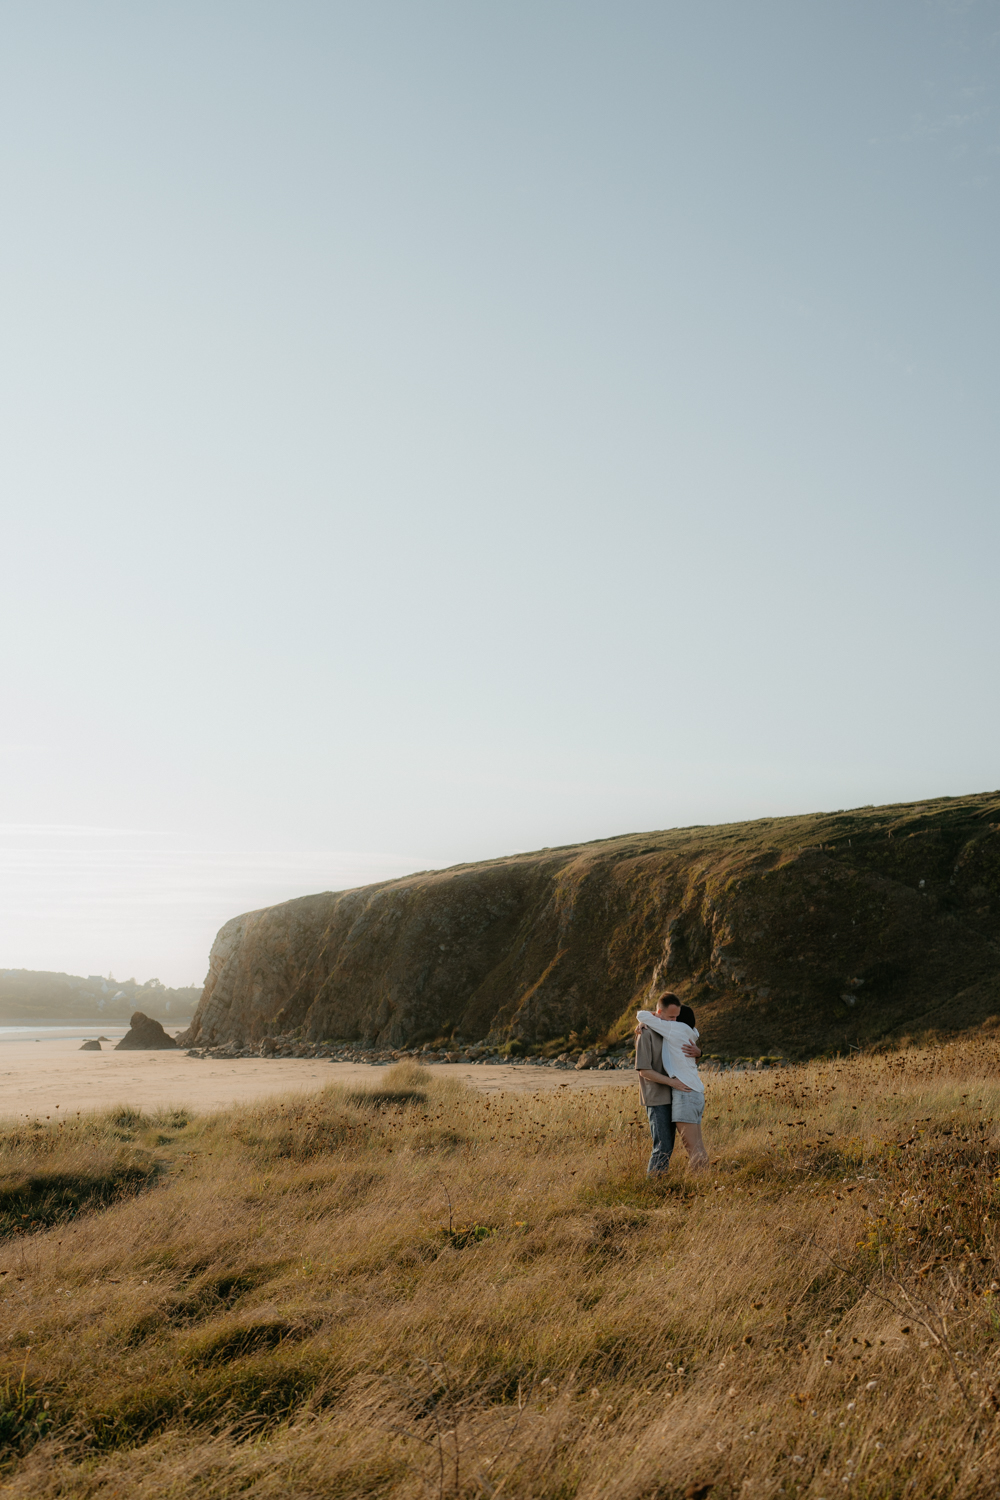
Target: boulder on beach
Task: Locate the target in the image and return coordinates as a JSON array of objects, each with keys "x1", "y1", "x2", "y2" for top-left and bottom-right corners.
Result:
[
  {"x1": 114, "y1": 1012, "x2": 178, "y2": 1051},
  {"x1": 79, "y1": 1039, "x2": 101, "y2": 1051}
]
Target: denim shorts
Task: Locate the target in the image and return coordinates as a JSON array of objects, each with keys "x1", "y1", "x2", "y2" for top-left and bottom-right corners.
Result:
[{"x1": 672, "y1": 1089, "x2": 705, "y2": 1124}]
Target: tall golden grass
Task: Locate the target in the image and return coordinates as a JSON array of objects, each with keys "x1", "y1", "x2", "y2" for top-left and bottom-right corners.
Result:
[{"x1": 1, "y1": 1043, "x2": 998, "y2": 1498}]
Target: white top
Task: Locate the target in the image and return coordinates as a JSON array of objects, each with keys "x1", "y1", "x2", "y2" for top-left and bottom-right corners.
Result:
[{"x1": 636, "y1": 1011, "x2": 704, "y2": 1095}]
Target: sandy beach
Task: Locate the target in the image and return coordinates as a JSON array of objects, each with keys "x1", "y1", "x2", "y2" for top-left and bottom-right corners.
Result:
[{"x1": 0, "y1": 1035, "x2": 636, "y2": 1119}]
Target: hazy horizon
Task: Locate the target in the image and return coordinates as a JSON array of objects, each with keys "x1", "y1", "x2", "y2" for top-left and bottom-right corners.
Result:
[{"x1": 3, "y1": 2, "x2": 998, "y2": 984}]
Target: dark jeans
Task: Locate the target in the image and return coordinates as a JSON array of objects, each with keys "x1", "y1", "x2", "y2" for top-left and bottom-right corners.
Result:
[{"x1": 645, "y1": 1101, "x2": 675, "y2": 1175}]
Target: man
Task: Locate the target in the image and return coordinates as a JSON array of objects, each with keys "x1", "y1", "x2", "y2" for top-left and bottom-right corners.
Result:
[{"x1": 634, "y1": 992, "x2": 700, "y2": 1175}]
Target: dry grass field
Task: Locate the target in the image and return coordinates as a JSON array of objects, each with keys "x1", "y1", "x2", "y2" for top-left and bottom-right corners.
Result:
[{"x1": 1, "y1": 1044, "x2": 999, "y2": 1498}]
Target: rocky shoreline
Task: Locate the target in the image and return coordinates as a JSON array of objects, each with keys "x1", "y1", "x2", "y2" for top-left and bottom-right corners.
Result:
[{"x1": 184, "y1": 1036, "x2": 786, "y2": 1073}]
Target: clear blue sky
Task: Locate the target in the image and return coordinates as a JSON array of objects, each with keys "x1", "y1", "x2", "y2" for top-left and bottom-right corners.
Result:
[{"x1": 2, "y1": 2, "x2": 998, "y2": 984}]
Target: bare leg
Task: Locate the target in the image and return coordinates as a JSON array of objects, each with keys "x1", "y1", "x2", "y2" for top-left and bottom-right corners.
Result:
[{"x1": 675, "y1": 1122, "x2": 709, "y2": 1171}]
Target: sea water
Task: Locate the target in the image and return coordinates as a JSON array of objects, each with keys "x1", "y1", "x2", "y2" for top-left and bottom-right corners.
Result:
[{"x1": 0, "y1": 1024, "x2": 188, "y2": 1045}]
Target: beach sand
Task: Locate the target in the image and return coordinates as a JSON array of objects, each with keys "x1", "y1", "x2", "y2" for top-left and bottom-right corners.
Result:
[{"x1": 0, "y1": 1037, "x2": 635, "y2": 1120}]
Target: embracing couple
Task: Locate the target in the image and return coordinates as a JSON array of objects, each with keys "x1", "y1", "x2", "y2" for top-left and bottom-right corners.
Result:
[{"x1": 634, "y1": 992, "x2": 708, "y2": 1174}]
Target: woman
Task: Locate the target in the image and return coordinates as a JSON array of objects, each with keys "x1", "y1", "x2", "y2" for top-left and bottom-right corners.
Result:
[{"x1": 635, "y1": 997, "x2": 709, "y2": 1171}]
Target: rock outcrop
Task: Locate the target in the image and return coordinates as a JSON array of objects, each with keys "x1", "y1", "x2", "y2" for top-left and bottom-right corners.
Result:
[
  {"x1": 79, "y1": 1039, "x2": 101, "y2": 1051},
  {"x1": 115, "y1": 1012, "x2": 178, "y2": 1051},
  {"x1": 180, "y1": 792, "x2": 1000, "y2": 1058}
]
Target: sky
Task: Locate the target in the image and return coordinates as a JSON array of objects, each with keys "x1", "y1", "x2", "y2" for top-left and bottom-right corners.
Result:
[{"x1": 2, "y1": 1, "x2": 999, "y2": 986}]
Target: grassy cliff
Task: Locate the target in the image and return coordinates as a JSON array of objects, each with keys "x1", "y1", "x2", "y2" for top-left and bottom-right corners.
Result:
[{"x1": 184, "y1": 790, "x2": 1000, "y2": 1058}]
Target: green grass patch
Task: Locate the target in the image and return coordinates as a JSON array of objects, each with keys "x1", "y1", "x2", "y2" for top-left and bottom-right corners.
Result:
[
  {"x1": 80, "y1": 1354, "x2": 338, "y2": 1449},
  {"x1": 0, "y1": 1365, "x2": 53, "y2": 1461}
]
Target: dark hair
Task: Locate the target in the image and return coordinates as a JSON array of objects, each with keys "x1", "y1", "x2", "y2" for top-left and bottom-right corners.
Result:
[
  {"x1": 677, "y1": 1004, "x2": 696, "y2": 1028},
  {"x1": 637, "y1": 991, "x2": 682, "y2": 1040}
]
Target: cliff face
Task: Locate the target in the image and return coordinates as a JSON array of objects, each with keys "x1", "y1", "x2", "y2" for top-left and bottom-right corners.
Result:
[{"x1": 182, "y1": 792, "x2": 1000, "y2": 1057}]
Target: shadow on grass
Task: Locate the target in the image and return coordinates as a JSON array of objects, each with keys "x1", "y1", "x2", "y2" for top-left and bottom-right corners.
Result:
[
  {"x1": 182, "y1": 1318, "x2": 315, "y2": 1367},
  {"x1": 581, "y1": 1171, "x2": 695, "y2": 1209},
  {"x1": 0, "y1": 1164, "x2": 158, "y2": 1238},
  {"x1": 115, "y1": 1266, "x2": 289, "y2": 1349},
  {"x1": 80, "y1": 1353, "x2": 338, "y2": 1449}
]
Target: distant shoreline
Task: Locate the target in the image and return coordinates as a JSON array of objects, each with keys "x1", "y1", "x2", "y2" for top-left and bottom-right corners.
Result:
[
  {"x1": 0, "y1": 1020, "x2": 193, "y2": 1032},
  {"x1": 0, "y1": 970, "x2": 202, "y2": 1031},
  {"x1": 0, "y1": 1017, "x2": 193, "y2": 1031}
]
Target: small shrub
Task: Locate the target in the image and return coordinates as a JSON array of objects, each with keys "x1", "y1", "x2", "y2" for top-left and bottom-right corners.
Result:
[
  {"x1": 107, "y1": 1107, "x2": 150, "y2": 1131},
  {"x1": 438, "y1": 1223, "x2": 496, "y2": 1250}
]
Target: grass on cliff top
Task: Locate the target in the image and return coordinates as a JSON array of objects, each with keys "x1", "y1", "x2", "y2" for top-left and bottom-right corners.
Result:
[{"x1": 1, "y1": 1047, "x2": 1000, "y2": 1497}]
